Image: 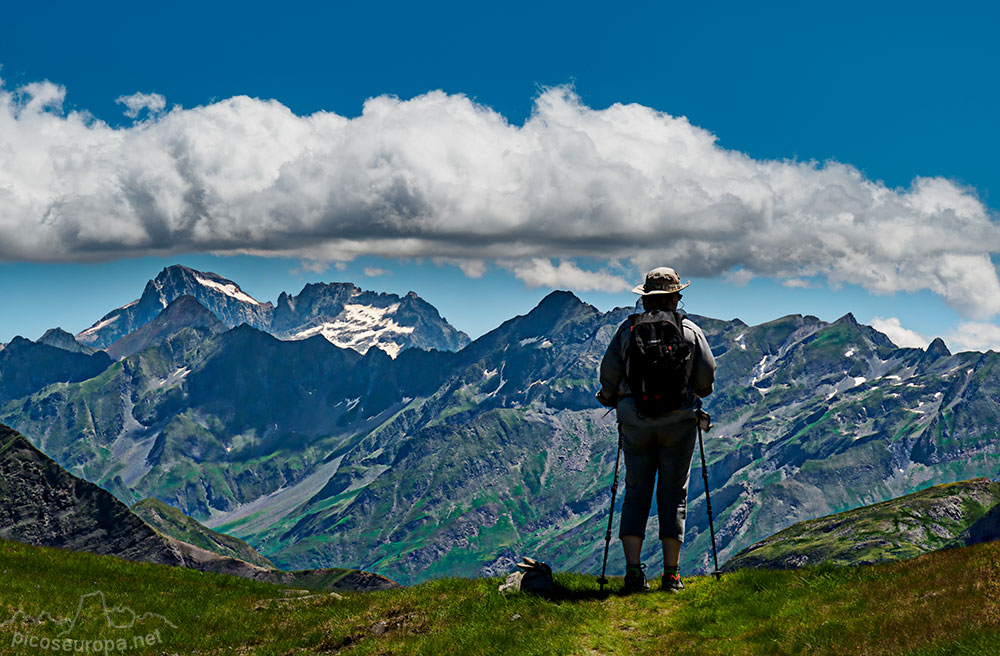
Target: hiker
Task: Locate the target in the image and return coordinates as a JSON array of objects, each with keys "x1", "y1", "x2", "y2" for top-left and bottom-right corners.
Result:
[{"x1": 596, "y1": 267, "x2": 716, "y2": 593}]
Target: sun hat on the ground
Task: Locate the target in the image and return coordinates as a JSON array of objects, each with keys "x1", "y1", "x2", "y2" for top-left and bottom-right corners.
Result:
[{"x1": 631, "y1": 267, "x2": 690, "y2": 295}]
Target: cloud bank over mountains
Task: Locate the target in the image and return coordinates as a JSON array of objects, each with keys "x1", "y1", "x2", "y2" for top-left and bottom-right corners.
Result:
[{"x1": 3, "y1": 77, "x2": 1000, "y2": 319}]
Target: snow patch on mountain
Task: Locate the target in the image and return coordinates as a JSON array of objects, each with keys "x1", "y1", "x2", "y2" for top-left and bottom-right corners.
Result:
[
  {"x1": 193, "y1": 276, "x2": 261, "y2": 305},
  {"x1": 290, "y1": 303, "x2": 415, "y2": 358},
  {"x1": 750, "y1": 355, "x2": 776, "y2": 386},
  {"x1": 79, "y1": 315, "x2": 119, "y2": 337}
]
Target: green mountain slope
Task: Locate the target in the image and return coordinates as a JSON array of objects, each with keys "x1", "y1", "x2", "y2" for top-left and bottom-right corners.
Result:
[
  {"x1": 724, "y1": 477, "x2": 1000, "y2": 571},
  {"x1": 131, "y1": 497, "x2": 276, "y2": 569},
  {"x1": 2, "y1": 536, "x2": 999, "y2": 655}
]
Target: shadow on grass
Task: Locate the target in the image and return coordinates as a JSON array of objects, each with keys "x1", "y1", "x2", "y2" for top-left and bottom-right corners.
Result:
[{"x1": 522, "y1": 578, "x2": 660, "y2": 602}]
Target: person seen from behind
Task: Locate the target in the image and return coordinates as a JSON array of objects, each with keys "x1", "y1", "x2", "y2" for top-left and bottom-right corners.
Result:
[{"x1": 597, "y1": 267, "x2": 716, "y2": 593}]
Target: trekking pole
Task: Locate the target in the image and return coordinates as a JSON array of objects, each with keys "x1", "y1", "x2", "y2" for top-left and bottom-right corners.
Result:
[
  {"x1": 596, "y1": 425, "x2": 623, "y2": 593},
  {"x1": 696, "y1": 403, "x2": 722, "y2": 581}
]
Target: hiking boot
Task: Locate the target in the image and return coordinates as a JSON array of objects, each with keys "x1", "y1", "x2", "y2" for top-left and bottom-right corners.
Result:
[
  {"x1": 623, "y1": 565, "x2": 650, "y2": 594},
  {"x1": 661, "y1": 573, "x2": 684, "y2": 593}
]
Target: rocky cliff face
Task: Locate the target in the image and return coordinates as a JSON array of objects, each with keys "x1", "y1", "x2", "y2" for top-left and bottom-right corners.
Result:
[
  {"x1": 0, "y1": 422, "x2": 272, "y2": 578},
  {"x1": 0, "y1": 423, "x2": 399, "y2": 591}
]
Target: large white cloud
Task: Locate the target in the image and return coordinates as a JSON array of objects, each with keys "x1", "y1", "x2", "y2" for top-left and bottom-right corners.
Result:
[{"x1": 3, "y1": 77, "x2": 1000, "y2": 317}]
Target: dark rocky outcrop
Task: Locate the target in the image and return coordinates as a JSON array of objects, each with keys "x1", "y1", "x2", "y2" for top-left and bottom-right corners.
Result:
[
  {"x1": 0, "y1": 422, "x2": 267, "y2": 574},
  {"x1": 0, "y1": 424, "x2": 398, "y2": 591}
]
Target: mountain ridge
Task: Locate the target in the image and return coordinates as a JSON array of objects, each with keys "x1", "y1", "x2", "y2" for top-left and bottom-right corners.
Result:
[
  {"x1": 74, "y1": 264, "x2": 470, "y2": 357},
  {"x1": 5, "y1": 285, "x2": 1000, "y2": 584}
]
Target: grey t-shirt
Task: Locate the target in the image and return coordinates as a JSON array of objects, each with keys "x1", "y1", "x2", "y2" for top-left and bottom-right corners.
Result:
[{"x1": 597, "y1": 312, "x2": 716, "y2": 424}]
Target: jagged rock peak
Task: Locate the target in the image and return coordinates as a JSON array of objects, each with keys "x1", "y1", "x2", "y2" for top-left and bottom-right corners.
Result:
[
  {"x1": 501, "y1": 290, "x2": 598, "y2": 339},
  {"x1": 925, "y1": 337, "x2": 951, "y2": 359},
  {"x1": 38, "y1": 328, "x2": 97, "y2": 355},
  {"x1": 149, "y1": 265, "x2": 268, "y2": 308},
  {"x1": 834, "y1": 312, "x2": 859, "y2": 326},
  {"x1": 535, "y1": 290, "x2": 587, "y2": 311},
  {"x1": 272, "y1": 281, "x2": 469, "y2": 356},
  {"x1": 78, "y1": 265, "x2": 275, "y2": 348},
  {"x1": 38, "y1": 327, "x2": 73, "y2": 342}
]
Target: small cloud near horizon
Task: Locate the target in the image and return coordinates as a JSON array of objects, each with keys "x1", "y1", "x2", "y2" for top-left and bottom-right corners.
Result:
[
  {"x1": 872, "y1": 316, "x2": 1000, "y2": 353},
  {"x1": 871, "y1": 317, "x2": 930, "y2": 349},
  {"x1": 501, "y1": 259, "x2": 630, "y2": 293},
  {"x1": 116, "y1": 91, "x2": 166, "y2": 119}
]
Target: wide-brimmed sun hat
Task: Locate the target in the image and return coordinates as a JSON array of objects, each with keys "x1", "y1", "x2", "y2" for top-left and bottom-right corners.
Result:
[{"x1": 631, "y1": 267, "x2": 690, "y2": 295}]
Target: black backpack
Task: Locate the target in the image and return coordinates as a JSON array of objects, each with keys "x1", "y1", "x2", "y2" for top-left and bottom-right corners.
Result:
[{"x1": 625, "y1": 310, "x2": 694, "y2": 416}]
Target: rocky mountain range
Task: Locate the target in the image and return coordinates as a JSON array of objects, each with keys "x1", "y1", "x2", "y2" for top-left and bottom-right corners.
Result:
[
  {"x1": 3, "y1": 277, "x2": 1000, "y2": 584},
  {"x1": 74, "y1": 265, "x2": 470, "y2": 357}
]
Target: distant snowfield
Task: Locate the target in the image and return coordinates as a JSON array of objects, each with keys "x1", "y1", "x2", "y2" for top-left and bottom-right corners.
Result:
[
  {"x1": 78, "y1": 314, "x2": 118, "y2": 336},
  {"x1": 290, "y1": 303, "x2": 415, "y2": 358},
  {"x1": 193, "y1": 276, "x2": 261, "y2": 305}
]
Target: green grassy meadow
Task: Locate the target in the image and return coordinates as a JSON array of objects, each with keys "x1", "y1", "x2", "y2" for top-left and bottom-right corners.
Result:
[{"x1": 1, "y1": 536, "x2": 998, "y2": 655}]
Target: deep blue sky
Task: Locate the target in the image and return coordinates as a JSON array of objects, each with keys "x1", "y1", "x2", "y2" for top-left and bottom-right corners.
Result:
[
  {"x1": 1, "y1": 0, "x2": 998, "y2": 345},
  {"x1": 4, "y1": 1, "x2": 995, "y2": 196}
]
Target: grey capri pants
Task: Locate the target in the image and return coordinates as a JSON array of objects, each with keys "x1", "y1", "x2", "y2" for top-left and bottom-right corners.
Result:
[{"x1": 618, "y1": 418, "x2": 698, "y2": 542}]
